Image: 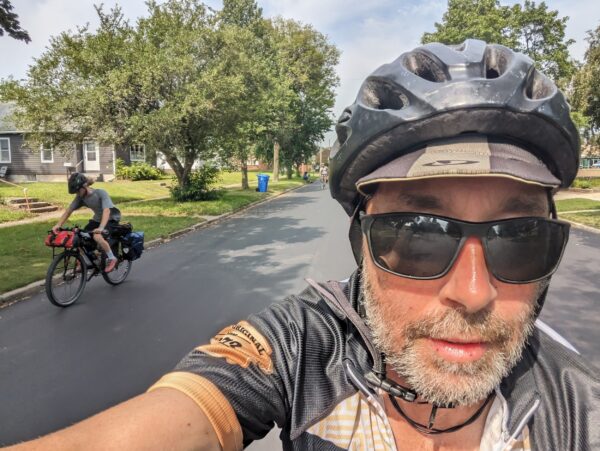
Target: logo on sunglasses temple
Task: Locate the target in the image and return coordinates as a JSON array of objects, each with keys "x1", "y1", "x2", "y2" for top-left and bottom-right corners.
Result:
[{"x1": 422, "y1": 160, "x2": 480, "y2": 167}]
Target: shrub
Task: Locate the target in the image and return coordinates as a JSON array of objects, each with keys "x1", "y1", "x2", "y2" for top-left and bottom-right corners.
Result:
[
  {"x1": 572, "y1": 178, "x2": 592, "y2": 189},
  {"x1": 170, "y1": 165, "x2": 223, "y2": 201},
  {"x1": 116, "y1": 158, "x2": 163, "y2": 181}
]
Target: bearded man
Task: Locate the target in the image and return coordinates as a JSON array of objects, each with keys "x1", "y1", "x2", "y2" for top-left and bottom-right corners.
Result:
[{"x1": 7, "y1": 40, "x2": 599, "y2": 451}]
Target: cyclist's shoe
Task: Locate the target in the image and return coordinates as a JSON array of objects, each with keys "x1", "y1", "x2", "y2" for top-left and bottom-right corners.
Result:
[{"x1": 104, "y1": 258, "x2": 117, "y2": 273}]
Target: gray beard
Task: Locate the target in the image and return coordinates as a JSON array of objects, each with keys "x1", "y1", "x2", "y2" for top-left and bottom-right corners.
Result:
[{"x1": 361, "y1": 269, "x2": 539, "y2": 406}]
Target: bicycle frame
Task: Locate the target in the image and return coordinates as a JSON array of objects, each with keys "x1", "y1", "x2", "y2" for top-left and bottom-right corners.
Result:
[{"x1": 49, "y1": 229, "x2": 107, "y2": 281}]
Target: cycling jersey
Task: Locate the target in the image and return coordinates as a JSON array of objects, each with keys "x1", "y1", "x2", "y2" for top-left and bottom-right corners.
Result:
[
  {"x1": 149, "y1": 271, "x2": 600, "y2": 450},
  {"x1": 69, "y1": 189, "x2": 121, "y2": 222}
]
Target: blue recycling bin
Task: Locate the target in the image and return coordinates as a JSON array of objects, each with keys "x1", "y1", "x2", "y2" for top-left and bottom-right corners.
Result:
[{"x1": 257, "y1": 174, "x2": 270, "y2": 192}]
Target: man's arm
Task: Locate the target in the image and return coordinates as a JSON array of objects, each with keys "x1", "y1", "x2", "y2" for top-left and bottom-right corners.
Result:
[
  {"x1": 52, "y1": 208, "x2": 74, "y2": 233},
  {"x1": 5, "y1": 389, "x2": 222, "y2": 451},
  {"x1": 95, "y1": 208, "x2": 111, "y2": 232}
]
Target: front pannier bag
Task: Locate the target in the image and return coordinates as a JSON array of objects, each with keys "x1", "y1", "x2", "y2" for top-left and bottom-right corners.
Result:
[
  {"x1": 122, "y1": 231, "x2": 144, "y2": 261},
  {"x1": 45, "y1": 230, "x2": 78, "y2": 249}
]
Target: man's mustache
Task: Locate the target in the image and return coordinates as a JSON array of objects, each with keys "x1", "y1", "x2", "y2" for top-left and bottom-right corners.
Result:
[{"x1": 402, "y1": 308, "x2": 530, "y2": 345}]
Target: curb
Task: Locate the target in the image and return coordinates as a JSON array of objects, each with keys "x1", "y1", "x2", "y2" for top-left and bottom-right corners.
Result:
[
  {"x1": 0, "y1": 184, "x2": 305, "y2": 308},
  {"x1": 564, "y1": 219, "x2": 600, "y2": 235}
]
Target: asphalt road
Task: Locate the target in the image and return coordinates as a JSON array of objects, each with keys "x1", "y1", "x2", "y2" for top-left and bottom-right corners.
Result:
[{"x1": 1, "y1": 183, "x2": 599, "y2": 447}]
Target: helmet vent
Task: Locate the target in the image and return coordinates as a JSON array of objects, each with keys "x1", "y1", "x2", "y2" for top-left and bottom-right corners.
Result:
[
  {"x1": 336, "y1": 108, "x2": 352, "y2": 145},
  {"x1": 525, "y1": 69, "x2": 555, "y2": 100},
  {"x1": 359, "y1": 78, "x2": 408, "y2": 110},
  {"x1": 484, "y1": 46, "x2": 510, "y2": 79},
  {"x1": 403, "y1": 51, "x2": 448, "y2": 83}
]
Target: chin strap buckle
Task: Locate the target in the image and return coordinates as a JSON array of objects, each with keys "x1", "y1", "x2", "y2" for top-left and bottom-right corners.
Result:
[{"x1": 364, "y1": 370, "x2": 418, "y2": 402}]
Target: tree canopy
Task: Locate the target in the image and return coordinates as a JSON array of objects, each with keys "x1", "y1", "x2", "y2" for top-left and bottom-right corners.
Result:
[
  {"x1": 0, "y1": 0, "x2": 339, "y2": 189},
  {"x1": 422, "y1": 0, "x2": 575, "y2": 82},
  {"x1": 0, "y1": 0, "x2": 30, "y2": 42},
  {"x1": 570, "y1": 25, "x2": 600, "y2": 146}
]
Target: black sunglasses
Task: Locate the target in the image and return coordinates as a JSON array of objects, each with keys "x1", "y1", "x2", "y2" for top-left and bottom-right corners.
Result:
[{"x1": 361, "y1": 213, "x2": 570, "y2": 284}]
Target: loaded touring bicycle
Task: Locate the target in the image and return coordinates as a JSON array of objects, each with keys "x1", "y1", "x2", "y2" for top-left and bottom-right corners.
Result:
[{"x1": 44, "y1": 224, "x2": 144, "y2": 307}]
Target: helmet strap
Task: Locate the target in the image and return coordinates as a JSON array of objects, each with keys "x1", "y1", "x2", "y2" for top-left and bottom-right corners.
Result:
[
  {"x1": 388, "y1": 392, "x2": 494, "y2": 435},
  {"x1": 349, "y1": 197, "x2": 367, "y2": 265}
]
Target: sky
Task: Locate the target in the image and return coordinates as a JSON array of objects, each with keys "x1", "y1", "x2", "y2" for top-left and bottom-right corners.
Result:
[{"x1": 1, "y1": 0, "x2": 599, "y2": 144}]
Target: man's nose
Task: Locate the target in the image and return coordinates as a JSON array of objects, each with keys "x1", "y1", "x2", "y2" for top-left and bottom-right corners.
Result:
[{"x1": 438, "y1": 237, "x2": 498, "y2": 312}]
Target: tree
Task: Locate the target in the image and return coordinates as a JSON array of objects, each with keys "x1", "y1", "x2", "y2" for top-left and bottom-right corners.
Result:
[
  {"x1": 1, "y1": 1, "x2": 262, "y2": 189},
  {"x1": 570, "y1": 25, "x2": 600, "y2": 145},
  {"x1": 215, "y1": 0, "x2": 339, "y2": 187},
  {"x1": 0, "y1": 0, "x2": 339, "y2": 192},
  {"x1": 422, "y1": 0, "x2": 575, "y2": 82},
  {"x1": 260, "y1": 18, "x2": 340, "y2": 179},
  {"x1": 0, "y1": 0, "x2": 30, "y2": 42}
]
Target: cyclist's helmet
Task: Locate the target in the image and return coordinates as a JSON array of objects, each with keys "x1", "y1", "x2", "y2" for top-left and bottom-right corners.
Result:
[
  {"x1": 330, "y1": 39, "x2": 580, "y2": 216},
  {"x1": 68, "y1": 172, "x2": 88, "y2": 194}
]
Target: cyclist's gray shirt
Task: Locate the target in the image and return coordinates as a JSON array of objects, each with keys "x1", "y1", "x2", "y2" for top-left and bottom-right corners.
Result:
[{"x1": 69, "y1": 189, "x2": 121, "y2": 222}]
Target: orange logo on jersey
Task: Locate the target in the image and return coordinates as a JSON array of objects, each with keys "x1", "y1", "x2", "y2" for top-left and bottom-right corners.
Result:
[{"x1": 197, "y1": 321, "x2": 273, "y2": 374}]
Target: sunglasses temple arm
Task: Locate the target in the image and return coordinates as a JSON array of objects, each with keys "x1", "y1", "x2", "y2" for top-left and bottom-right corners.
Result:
[{"x1": 349, "y1": 197, "x2": 367, "y2": 265}]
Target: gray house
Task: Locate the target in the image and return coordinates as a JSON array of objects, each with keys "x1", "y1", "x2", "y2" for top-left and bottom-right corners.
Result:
[{"x1": 0, "y1": 102, "x2": 148, "y2": 182}]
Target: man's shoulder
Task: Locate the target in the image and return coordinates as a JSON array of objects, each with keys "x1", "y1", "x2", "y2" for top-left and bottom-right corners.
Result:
[
  {"x1": 504, "y1": 322, "x2": 600, "y2": 449},
  {"x1": 248, "y1": 281, "x2": 348, "y2": 337},
  {"x1": 532, "y1": 320, "x2": 599, "y2": 378},
  {"x1": 504, "y1": 320, "x2": 599, "y2": 417}
]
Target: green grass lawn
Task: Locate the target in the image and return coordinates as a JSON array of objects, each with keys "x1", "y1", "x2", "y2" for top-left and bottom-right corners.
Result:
[
  {"x1": 0, "y1": 206, "x2": 34, "y2": 223},
  {"x1": 555, "y1": 198, "x2": 600, "y2": 213},
  {"x1": 0, "y1": 179, "x2": 171, "y2": 207},
  {"x1": 121, "y1": 177, "x2": 304, "y2": 217},
  {"x1": 571, "y1": 177, "x2": 600, "y2": 189},
  {"x1": 0, "y1": 171, "x2": 302, "y2": 208},
  {"x1": 561, "y1": 211, "x2": 600, "y2": 229},
  {"x1": 0, "y1": 214, "x2": 203, "y2": 294},
  {"x1": 219, "y1": 170, "x2": 303, "y2": 187}
]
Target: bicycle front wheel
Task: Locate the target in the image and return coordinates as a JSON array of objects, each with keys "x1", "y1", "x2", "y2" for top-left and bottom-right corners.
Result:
[{"x1": 45, "y1": 251, "x2": 87, "y2": 307}]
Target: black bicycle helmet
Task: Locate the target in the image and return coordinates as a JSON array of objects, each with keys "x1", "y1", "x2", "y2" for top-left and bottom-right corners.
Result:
[
  {"x1": 330, "y1": 39, "x2": 580, "y2": 215},
  {"x1": 68, "y1": 172, "x2": 88, "y2": 194}
]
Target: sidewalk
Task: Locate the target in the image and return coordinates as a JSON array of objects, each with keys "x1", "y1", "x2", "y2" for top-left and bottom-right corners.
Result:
[{"x1": 555, "y1": 189, "x2": 600, "y2": 201}]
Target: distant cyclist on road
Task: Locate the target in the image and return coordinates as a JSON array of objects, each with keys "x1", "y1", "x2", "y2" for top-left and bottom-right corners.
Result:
[
  {"x1": 320, "y1": 164, "x2": 329, "y2": 189},
  {"x1": 11, "y1": 40, "x2": 600, "y2": 451},
  {"x1": 52, "y1": 173, "x2": 121, "y2": 273}
]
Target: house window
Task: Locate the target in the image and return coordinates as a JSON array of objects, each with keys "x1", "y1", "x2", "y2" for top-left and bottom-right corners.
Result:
[
  {"x1": 41, "y1": 145, "x2": 54, "y2": 163},
  {"x1": 0, "y1": 138, "x2": 10, "y2": 163},
  {"x1": 83, "y1": 141, "x2": 97, "y2": 161},
  {"x1": 130, "y1": 144, "x2": 146, "y2": 162}
]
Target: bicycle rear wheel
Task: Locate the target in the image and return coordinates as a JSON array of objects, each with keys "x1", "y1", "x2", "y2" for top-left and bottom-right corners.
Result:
[{"x1": 45, "y1": 251, "x2": 87, "y2": 307}]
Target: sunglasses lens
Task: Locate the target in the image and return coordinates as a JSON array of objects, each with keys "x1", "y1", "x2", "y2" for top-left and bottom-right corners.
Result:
[
  {"x1": 486, "y1": 219, "x2": 567, "y2": 282},
  {"x1": 369, "y1": 215, "x2": 462, "y2": 278}
]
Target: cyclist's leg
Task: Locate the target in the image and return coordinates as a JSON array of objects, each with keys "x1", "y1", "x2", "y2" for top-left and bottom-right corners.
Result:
[{"x1": 83, "y1": 220, "x2": 99, "y2": 233}]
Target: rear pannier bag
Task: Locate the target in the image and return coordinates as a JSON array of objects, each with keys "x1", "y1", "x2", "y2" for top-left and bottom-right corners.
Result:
[
  {"x1": 122, "y1": 231, "x2": 144, "y2": 261},
  {"x1": 45, "y1": 230, "x2": 78, "y2": 249},
  {"x1": 112, "y1": 222, "x2": 133, "y2": 237}
]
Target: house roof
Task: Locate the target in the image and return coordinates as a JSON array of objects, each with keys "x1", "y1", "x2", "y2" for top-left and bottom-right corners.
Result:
[{"x1": 0, "y1": 102, "x2": 21, "y2": 133}]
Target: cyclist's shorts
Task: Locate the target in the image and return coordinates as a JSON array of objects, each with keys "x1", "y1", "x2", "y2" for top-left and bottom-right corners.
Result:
[{"x1": 83, "y1": 220, "x2": 120, "y2": 234}]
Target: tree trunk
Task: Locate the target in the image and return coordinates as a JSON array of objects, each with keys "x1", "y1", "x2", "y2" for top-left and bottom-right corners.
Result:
[
  {"x1": 164, "y1": 153, "x2": 189, "y2": 189},
  {"x1": 286, "y1": 165, "x2": 292, "y2": 179},
  {"x1": 273, "y1": 141, "x2": 280, "y2": 182},
  {"x1": 241, "y1": 161, "x2": 249, "y2": 190}
]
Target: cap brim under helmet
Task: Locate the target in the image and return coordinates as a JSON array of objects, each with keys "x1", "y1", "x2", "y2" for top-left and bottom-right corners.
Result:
[{"x1": 356, "y1": 135, "x2": 560, "y2": 196}]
